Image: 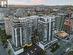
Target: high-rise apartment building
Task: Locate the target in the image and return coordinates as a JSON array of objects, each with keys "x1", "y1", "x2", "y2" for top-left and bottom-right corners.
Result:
[
  {"x1": 37, "y1": 16, "x2": 58, "y2": 50},
  {"x1": 8, "y1": 15, "x2": 57, "y2": 55},
  {"x1": 4, "y1": 16, "x2": 13, "y2": 35},
  {"x1": 0, "y1": 0, "x2": 7, "y2": 29},
  {"x1": 0, "y1": 0, "x2": 7, "y2": 7}
]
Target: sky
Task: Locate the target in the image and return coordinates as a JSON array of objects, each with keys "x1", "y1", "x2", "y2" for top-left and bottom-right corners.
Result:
[{"x1": 8, "y1": 0, "x2": 73, "y2": 5}]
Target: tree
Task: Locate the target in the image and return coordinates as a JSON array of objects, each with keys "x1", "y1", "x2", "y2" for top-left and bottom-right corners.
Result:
[
  {"x1": 8, "y1": 49, "x2": 12, "y2": 55},
  {"x1": 0, "y1": 29, "x2": 10, "y2": 48}
]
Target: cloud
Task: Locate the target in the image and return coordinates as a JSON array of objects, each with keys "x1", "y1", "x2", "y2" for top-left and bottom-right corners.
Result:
[
  {"x1": 32, "y1": 0, "x2": 46, "y2": 4},
  {"x1": 8, "y1": 0, "x2": 73, "y2": 5}
]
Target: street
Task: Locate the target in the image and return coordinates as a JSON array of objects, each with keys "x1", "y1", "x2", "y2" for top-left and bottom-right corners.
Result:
[{"x1": 0, "y1": 42, "x2": 8, "y2": 55}]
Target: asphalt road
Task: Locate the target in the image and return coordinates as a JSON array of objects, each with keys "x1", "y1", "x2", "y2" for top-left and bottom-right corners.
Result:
[{"x1": 0, "y1": 42, "x2": 8, "y2": 55}]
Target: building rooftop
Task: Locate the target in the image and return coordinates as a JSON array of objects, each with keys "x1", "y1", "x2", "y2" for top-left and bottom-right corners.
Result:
[{"x1": 56, "y1": 31, "x2": 69, "y2": 39}]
